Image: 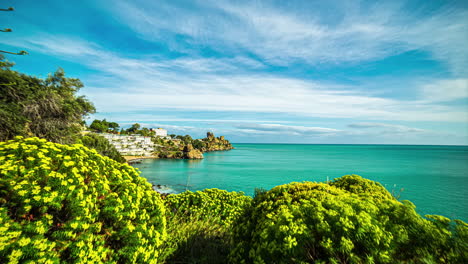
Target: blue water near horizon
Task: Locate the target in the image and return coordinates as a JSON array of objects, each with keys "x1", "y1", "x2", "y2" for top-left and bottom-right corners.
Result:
[{"x1": 133, "y1": 143, "x2": 468, "y2": 221}]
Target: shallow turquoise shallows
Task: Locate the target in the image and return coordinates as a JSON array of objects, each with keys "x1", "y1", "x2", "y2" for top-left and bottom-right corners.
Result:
[{"x1": 132, "y1": 144, "x2": 468, "y2": 221}]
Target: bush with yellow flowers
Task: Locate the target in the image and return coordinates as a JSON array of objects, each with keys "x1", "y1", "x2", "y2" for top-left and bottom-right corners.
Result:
[
  {"x1": 165, "y1": 189, "x2": 251, "y2": 225},
  {"x1": 160, "y1": 189, "x2": 251, "y2": 263},
  {"x1": 229, "y1": 175, "x2": 468, "y2": 263},
  {"x1": 0, "y1": 137, "x2": 166, "y2": 263}
]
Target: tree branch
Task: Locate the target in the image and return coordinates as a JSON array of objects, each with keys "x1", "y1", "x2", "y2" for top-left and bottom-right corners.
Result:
[{"x1": 0, "y1": 50, "x2": 28, "y2": 55}]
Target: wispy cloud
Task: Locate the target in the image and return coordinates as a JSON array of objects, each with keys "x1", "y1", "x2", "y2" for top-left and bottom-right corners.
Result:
[
  {"x1": 348, "y1": 122, "x2": 426, "y2": 133},
  {"x1": 420, "y1": 79, "x2": 468, "y2": 102},
  {"x1": 110, "y1": 0, "x2": 468, "y2": 75},
  {"x1": 234, "y1": 123, "x2": 341, "y2": 136},
  {"x1": 7, "y1": 34, "x2": 467, "y2": 124},
  {"x1": 1, "y1": 0, "x2": 466, "y2": 145}
]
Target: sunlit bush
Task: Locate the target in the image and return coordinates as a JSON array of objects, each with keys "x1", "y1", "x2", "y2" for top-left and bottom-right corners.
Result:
[
  {"x1": 165, "y1": 188, "x2": 251, "y2": 226},
  {"x1": 0, "y1": 137, "x2": 166, "y2": 263},
  {"x1": 160, "y1": 189, "x2": 251, "y2": 262},
  {"x1": 230, "y1": 175, "x2": 468, "y2": 263}
]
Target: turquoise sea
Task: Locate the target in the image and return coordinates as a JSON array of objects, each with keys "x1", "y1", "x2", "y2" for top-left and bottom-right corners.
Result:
[{"x1": 133, "y1": 144, "x2": 468, "y2": 221}]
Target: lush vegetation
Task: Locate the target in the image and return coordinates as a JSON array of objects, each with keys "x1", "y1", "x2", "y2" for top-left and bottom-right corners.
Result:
[
  {"x1": 88, "y1": 120, "x2": 156, "y2": 137},
  {"x1": 0, "y1": 60, "x2": 465, "y2": 262},
  {"x1": 88, "y1": 119, "x2": 120, "y2": 133},
  {"x1": 230, "y1": 175, "x2": 468, "y2": 264},
  {"x1": 165, "y1": 189, "x2": 251, "y2": 226},
  {"x1": 0, "y1": 56, "x2": 95, "y2": 144},
  {"x1": 0, "y1": 137, "x2": 166, "y2": 263},
  {"x1": 160, "y1": 189, "x2": 251, "y2": 263},
  {"x1": 0, "y1": 137, "x2": 467, "y2": 263},
  {"x1": 120, "y1": 123, "x2": 157, "y2": 137},
  {"x1": 0, "y1": 61, "x2": 124, "y2": 164},
  {"x1": 4, "y1": 45, "x2": 465, "y2": 263}
]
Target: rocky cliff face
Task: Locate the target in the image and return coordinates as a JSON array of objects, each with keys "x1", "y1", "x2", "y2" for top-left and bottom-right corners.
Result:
[
  {"x1": 183, "y1": 144, "x2": 204, "y2": 159},
  {"x1": 199, "y1": 132, "x2": 234, "y2": 152},
  {"x1": 151, "y1": 132, "x2": 233, "y2": 159}
]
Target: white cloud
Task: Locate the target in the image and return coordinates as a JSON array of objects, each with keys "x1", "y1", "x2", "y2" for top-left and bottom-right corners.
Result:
[
  {"x1": 420, "y1": 79, "x2": 468, "y2": 102},
  {"x1": 19, "y1": 34, "x2": 102, "y2": 57},
  {"x1": 348, "y1": 122, "x2": 426, "y2": 133},
  {"x1": 109, "y1": 0, "x2": 468, "y2": 74},
  {"x1": 234, "y1": 123, "x2": 340, "y2": 136},
  {"x1": 8, "y1": 34, "x2": 468, "y2": 124}
]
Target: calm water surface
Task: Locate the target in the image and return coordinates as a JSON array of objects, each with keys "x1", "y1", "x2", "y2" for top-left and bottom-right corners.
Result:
[{"x1": 133, "y1": 144, "x2": 468, "y2": 221}]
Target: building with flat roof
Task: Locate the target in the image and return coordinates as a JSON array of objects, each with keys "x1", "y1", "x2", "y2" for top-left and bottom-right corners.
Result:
[
  {"x1": 101, "y1": 133, "x2": 156, "y2": 156},
  {"x1": 152, "y1": 128, "x2": 167, "y2": 137}
]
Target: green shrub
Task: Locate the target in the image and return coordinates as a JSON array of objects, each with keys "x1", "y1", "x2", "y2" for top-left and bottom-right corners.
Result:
[
  {"x1": 230, "y1": 175, "x2": 468, "y2": 264},
  {"x1": 161, "y1": 189, "x2": 251, "y2": 263},
  {"x1": 0, "y1": 137, "x2": 166, "y2": 263},
  {"x1": 160, "y1": 213, "x2": 232, "y2": 263},
  {"x1": 165, "y1": 189, "x2": 251, "y2": 225},
  {"x1": 329, "y1": 174, "x2": 393, "y2": 200}
]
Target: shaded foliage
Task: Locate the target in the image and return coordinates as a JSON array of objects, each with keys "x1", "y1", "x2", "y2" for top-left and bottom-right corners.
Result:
[
  {"x1": 160, "y1": 189, "x2": 251, "y2": 263},
  {"x1": 0, "y1": 57, "x2": 95, "y2": 143}
]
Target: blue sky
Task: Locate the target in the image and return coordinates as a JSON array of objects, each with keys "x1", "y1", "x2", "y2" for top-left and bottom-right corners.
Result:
[{"x1": 2, "y1": 0, "x2": 468, "y2": 144}]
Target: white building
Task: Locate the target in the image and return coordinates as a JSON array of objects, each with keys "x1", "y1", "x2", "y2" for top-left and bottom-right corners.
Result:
[
  {"x1": 100, "y1": 133, "x2": 157, "y2": 156},
  {"x1": 153, "y1": 128, "x2": 167, "y2": 137}
]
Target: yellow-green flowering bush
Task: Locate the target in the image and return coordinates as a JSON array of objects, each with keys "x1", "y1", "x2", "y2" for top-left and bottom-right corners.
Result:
[
  {"x1": 160, "y1": 189, "x2": 251, "y2": 263},
  {"x1": 0, "y1": 137, "x2": 166, "y2": 263},
  {"x1": 165, "y1": 189, "x2": 251, "y2": 225},
  {"x1": 230, "y1": 175, "x2": 468, "y2": 263}
]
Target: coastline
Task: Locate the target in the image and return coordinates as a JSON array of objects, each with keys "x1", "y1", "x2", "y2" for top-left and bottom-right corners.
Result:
[{"x1": 123, "y1": 155, "x2": 158, "y2": 163}]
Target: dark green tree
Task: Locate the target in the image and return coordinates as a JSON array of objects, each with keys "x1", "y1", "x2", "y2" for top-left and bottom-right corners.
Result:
[
  {"x1": 88, "y1": 119, "x2": 119, "y2": 133},
  {"x1": 137, "y1": 127, "x2": 150, "y2": 137},
  {"x1": 126, "y1": 123, "x2": 141, "y2": 134},
  {"x1": 0, "y1": 56, "x2": 95, "y2": 143},
  {"x1": 89, "y1": 119, "x2": 108, "y2": 133},
  {"x1": 192, "y1": 139, "x2": 206, "y2": 150},
  {"x1": 107, "y1": 121, "x2": 119, "y2": 132}
]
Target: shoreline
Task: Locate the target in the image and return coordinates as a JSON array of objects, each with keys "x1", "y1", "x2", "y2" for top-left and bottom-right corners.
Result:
[{"x1": 123, "y1": 155, "x2": 158, "y2": 163}]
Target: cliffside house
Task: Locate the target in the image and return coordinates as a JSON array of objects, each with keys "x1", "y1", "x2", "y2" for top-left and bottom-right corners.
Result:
[
  {"x1": 101, "y1": 133, "x2": 156, "y2": 156},
  {"x1": 151, "y1": 128, "x2": 168, "y2": 137}
]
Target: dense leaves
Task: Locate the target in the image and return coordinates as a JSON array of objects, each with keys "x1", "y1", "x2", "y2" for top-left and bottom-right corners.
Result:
[
  {"x1": 230, "y1": 175, "x2": 468, "y2": 264},
  {"x1": 160, "y1": 189, "x2": 251, "y2": 263},
  {"x1": 1, "y1": 135, "x2": 466, "y2": 263},
  {"x1": 0, "y1": 137, "x2": 166, "y2": 263},
  {"x1": 88, "y1": 119, "x2": 120, "y2": 133},
  {"x1": 165, "y1": 189, "x2": 251, "y2": 226},
  {"x1": 0, "y1": 56, "x2": 95, "y2": 143}
]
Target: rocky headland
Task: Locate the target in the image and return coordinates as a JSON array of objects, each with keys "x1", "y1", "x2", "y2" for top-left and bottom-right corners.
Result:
[{"x1": 153, "y1": 132, "x2": 233, "y2": 159}]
